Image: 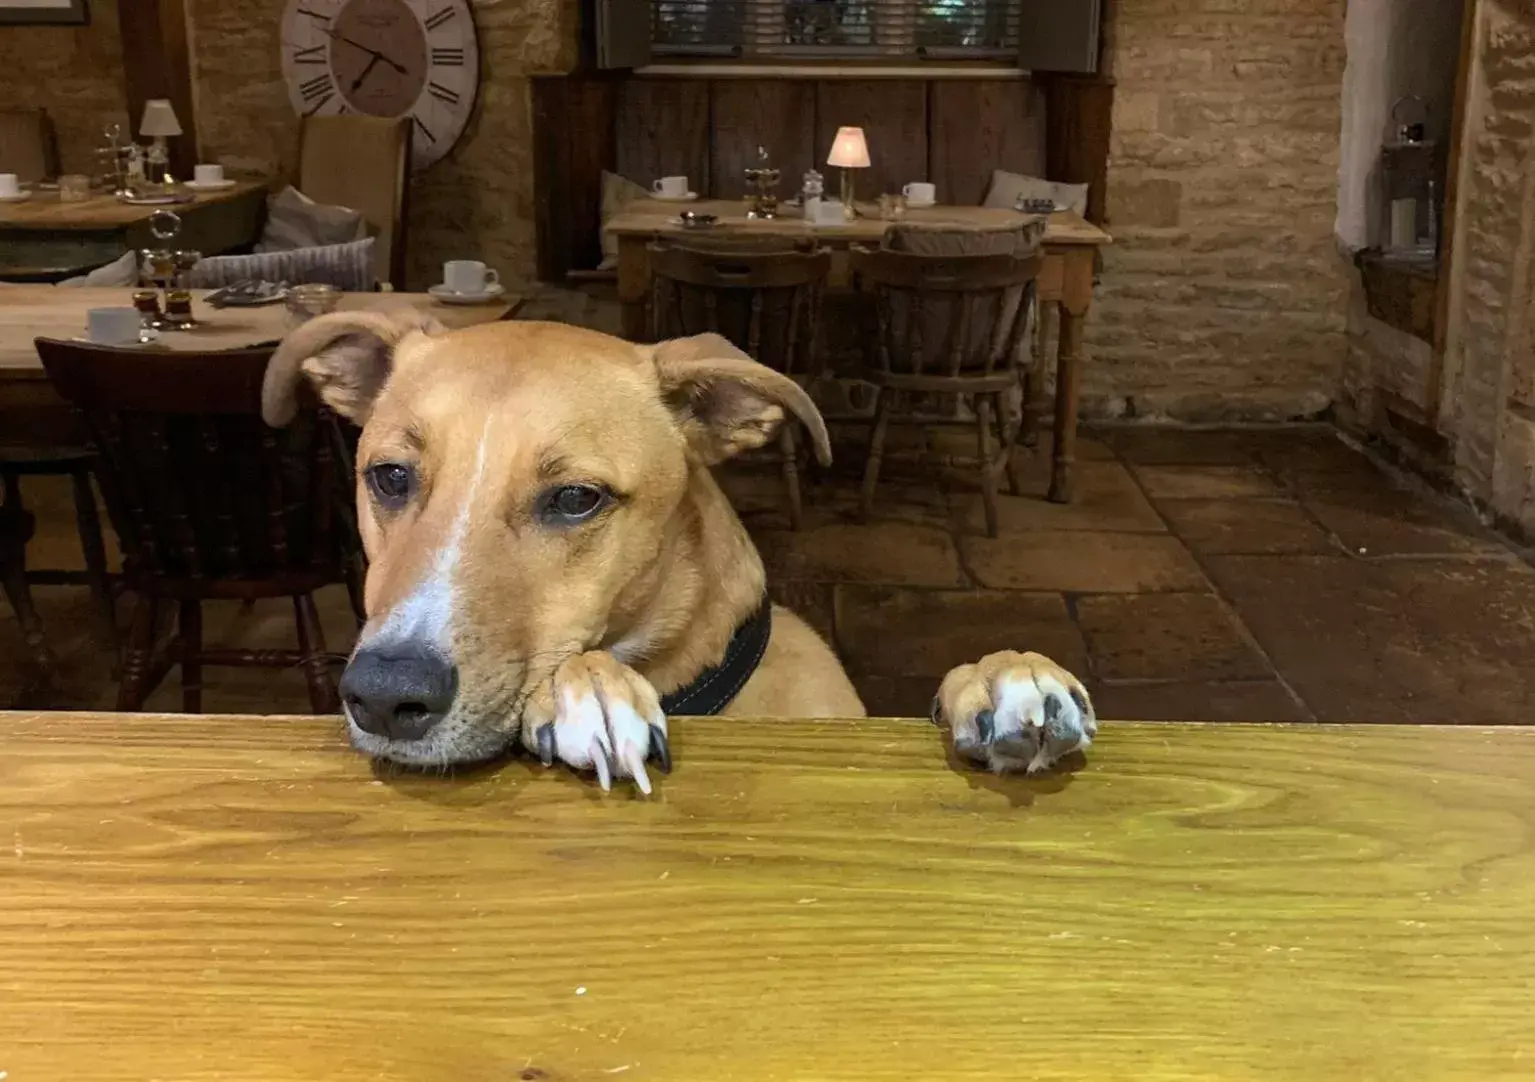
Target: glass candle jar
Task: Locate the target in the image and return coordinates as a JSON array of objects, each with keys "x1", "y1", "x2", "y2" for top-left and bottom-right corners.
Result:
[{"x1": 58, "y1": 174, "x2": 92, "y2": 202}]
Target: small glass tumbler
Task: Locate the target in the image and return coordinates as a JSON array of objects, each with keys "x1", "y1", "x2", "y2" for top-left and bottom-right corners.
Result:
[
  {"x1": 285, "y1": 283, "x2": 343, "y2": 327},
  {"x1": 58, "y1": 174, "x2": 92, "y2": 202}
]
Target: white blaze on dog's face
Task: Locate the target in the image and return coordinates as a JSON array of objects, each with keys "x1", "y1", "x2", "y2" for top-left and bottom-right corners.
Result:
[{"x1": 262, "y1": 313, "x2": 829, "y2": 766}]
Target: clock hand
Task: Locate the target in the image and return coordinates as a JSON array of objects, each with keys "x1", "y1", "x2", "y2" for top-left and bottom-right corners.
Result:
[
  {"x1": 326, "y1": 29, "x2": 408, "y2": 74},
  {"x1": 350, "y1": 53, "x2": 382, "y2": 91}
]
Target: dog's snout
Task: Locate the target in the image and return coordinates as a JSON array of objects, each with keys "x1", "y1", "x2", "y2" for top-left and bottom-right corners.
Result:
[{"x1": 340, "y1": 645, "x2": 458, "y2": 742}]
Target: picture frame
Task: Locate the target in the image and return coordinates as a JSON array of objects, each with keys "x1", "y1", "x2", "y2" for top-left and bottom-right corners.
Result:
[{"x1": 0, "y1": 0, "x2": 88, "y2": 26}]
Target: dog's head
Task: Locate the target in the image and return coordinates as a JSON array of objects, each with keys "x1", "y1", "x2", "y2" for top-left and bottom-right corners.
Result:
[{"x1": 264, "y1": 310, "x2": 829, "y2": 766}]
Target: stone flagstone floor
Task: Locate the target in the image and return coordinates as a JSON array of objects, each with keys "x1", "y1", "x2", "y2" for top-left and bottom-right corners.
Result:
[{"x1": 5, "y1": 424, "x2": 1534, "y2": 725}]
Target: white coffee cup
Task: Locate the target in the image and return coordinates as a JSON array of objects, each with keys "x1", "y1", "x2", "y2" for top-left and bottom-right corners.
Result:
[
  {"x1": 193, "y1": 163, "x2": 225, "y2": 186},
  {"x1": 87, "y1": 307, "x2": 145, "y2": 346},
  {"x1": 903, "y1": 181, "x2": 936, "y2": 205},
  {"x1": 443, "y1": 259, "x2": 499, "y2": 294},
  {"x1": 0, "y1": 173, "x2": 19, "y2": 198},
  {"x1": 653, "y1": 175, "x2": 689, "y2": 198}
]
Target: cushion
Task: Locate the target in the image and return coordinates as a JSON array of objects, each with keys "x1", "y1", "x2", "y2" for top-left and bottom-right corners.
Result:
[
  {"x1": 58, "y1": 250, "x2": 140, "y2": 287},
  {"x1": 188, "y1": 238, "x2": 377, "y2": 292},
  {"x1": 599, "y1": 171, "x2": 649, "y2": 270},
  {"x1": 256, "y1": 185, "x2": 368, "y2": 253},
  {"x1": 981, "y1": 169, "x2": 1089, "y2": 216}
]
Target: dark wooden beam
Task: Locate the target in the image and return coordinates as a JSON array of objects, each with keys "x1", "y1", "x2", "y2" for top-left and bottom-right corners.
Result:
[
  {"x1": 1039, "y1": 74, "x2": 1114, "y2": 226},
  {"x1": 1429, "y1": 0, "x2": 1477, "y2": 427},
  {"x1": 117, "y1": 0, "x2": 198, "y2": 178}
]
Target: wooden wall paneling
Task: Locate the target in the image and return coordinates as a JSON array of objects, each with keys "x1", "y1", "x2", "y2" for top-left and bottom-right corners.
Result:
[
  {"x1": 814, "y1": 81, "x2": 928, "y2": 202},
  {"x1": 928, "y1": 80, "x2": 1046, "y2": 207},
  {"x1": 1040, "y1": 75, "x2": 1115, "y2": 225},
  {"x1": 615, "y1": 78, "x2": 710, "y2": 194},
  {"x1": 711, "y1": 80, "x2": 816, "y2": 200},
  {"x1": 532, "y1": 75, "x2": 617, "y2": 281},
  {"x1": 117, "y1": 0, "x2": 198, "y2": 177}
]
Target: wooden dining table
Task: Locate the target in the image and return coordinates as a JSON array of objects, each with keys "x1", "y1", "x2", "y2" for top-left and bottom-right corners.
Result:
[
  {"x1": 606, "y1": 200, "x2": 1113, "y2": 503},
  {"x1": 0, "y1": 286, "x2": 519, "y2": 427},
  {"x1": 0, "y1": 712, "x2": 1529, "y2": 1080},
  {"x1": 0, "y1": 180, "x2": 269, "y2": 280}
]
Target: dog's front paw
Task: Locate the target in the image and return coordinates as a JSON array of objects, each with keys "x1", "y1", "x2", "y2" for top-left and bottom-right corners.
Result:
[
  {"x1": 933, "y1": 651, "x2": 1097, "y2": 774},
  {"x1": 520, "y1": 652, "x2": 671, "y2": 794}
]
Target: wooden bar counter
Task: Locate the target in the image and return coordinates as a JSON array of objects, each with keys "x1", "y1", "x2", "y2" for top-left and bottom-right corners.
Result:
[{"x1": 0, "y1": 712, "x2": 1530, "y2": 1080}]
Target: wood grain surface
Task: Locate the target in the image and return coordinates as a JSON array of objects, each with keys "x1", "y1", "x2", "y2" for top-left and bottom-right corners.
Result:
[
  {"x1": 606, "y1": 199, "x2": 1112, "y2": 248},
  {"x1": 0, "y1": 287, "x2": 515, "y2": 377},
  {"x1": 711, "y1": 79, "x2": 817, "y2": 201},
  {"x1": 615, "y1": 79, "x2": 711, "y2": 199},
  {"x1": 929, "y1": 80, "x2": 1047, "y2": 207},
  {"x1": 1, "y1": 712, "x2": 1531, "y2": 1081},
  {"x1": 0, "y1": 180, "x2": 267, "y2": 230}
]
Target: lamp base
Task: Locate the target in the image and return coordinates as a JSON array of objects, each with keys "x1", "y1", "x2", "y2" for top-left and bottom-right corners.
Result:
[{"x1": 840, "y1": 168, "x2": 857, "y2": 220}]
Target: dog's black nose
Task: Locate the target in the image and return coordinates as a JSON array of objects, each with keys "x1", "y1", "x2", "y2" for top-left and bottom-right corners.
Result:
[{"x1": 340, "y1": 645, "x2": 457, "y2": 742}]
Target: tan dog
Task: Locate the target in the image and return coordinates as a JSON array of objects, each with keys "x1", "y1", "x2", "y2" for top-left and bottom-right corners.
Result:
[{"x1": 263, "y1": 311, "x2": 1097, "y2": 791}]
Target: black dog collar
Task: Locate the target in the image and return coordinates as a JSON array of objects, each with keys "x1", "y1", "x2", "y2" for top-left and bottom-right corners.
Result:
[{"x1": 659, "y1": 599, "x2": 772, "y2": 716}]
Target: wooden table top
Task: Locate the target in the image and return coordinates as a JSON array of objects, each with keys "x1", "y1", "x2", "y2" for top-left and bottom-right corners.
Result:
[
  {"x1": 0, "y1": 180, "x2": 268, "y2": 232},
  {"x1": 606, "y1": 198, "x2": 1113, "y2": 247},
  {"x1": 0, "y1": 712, "x2": 1529, "y2": 1080},
  {"x1": 0, "y1": 286, "x2": 515, "y2": 378}
]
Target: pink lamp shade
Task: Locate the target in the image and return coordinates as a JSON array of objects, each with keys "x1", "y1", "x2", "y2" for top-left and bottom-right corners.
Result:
[{"x1": 826, "y1": 126, "x2": 870, "y2": 169}]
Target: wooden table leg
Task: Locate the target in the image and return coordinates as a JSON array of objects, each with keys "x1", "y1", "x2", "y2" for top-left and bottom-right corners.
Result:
[
  {"x1": 1048, "y1": 304, "x2": 1085, "y2": 504},
  {"x1": 617, "y1": 235, "x2": 651, "y2": 343},
  {"x1": 1047, "y1": 249, "x2": 1096, "y2": 504},
  {"x1": 1021, "y1": 297, "x2": 1056, "y2": 449}
]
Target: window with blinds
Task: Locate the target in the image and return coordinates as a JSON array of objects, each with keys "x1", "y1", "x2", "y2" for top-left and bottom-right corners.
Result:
[{"x1": 651, "y1": 0, "x2": 1023, "y2": 60}]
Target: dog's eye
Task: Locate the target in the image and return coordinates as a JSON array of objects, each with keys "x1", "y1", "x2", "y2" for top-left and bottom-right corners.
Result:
[
  {"x1": 542, "y1": 484, "x2": 609, "y2": 524},
  {"x1": 366, "y1": 462, "x2": 415, "y2": 508}
]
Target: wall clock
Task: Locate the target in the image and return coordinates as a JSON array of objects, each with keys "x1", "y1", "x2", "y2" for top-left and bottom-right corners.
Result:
[{"x1": 280, "y1": 0, "x2": 479, "y2": 172}]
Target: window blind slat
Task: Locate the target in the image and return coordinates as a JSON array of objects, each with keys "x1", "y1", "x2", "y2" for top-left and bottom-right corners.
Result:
[{"x1": 652, "y1": 0, "x2": 1022, "y2": 58}]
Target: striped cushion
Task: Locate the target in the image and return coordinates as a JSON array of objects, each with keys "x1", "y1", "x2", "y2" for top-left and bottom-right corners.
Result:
[{"x1": 188, "y1": 238, "x2": 376, "y2": 292}]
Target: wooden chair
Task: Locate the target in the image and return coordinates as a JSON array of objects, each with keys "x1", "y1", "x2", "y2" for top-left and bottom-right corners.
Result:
[
  {"x1": 34, "y1": 340, "x2": 352, "y2": 714},
  {"x1": 0, "y1": 496, "x2": 54, "y2": 688},
  {"x1": 849, "y1": 247, "x2": 1043, "y2": 538},
  {"x1": 0, "y1": 108, "x2": 57, "y2": 184},
  {"x1": 649, "y1": 241, "x2": 831, "y2": 529},
  {"x1": 299, "y1": 115, "x2": 411, "y2": 289}
]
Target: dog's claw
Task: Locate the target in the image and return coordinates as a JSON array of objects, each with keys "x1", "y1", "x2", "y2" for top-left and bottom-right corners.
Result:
[
  {"x1": 649, "y1": 723, "x2": 672, "y2": 773},
  {"x1": 620, "y1": 743, "x2": 652, "y2": 795},
  {"x1": 592, "y1": 739, "x2": 613, "y2": 791},
  {"x1": 536, "y1": 723, "x2": 555, "y2": 767}
]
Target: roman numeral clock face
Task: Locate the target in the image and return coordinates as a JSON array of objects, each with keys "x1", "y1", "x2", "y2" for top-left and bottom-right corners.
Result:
[{"x1": 281, "y1": 0, "x2": 478, "y2": 171}]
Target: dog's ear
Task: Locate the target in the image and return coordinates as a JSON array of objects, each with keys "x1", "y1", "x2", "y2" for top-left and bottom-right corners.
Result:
[
  {"x1": 647, "y1": 333, "x2": 833, "y2": 467},
  {"x1": 261, "y1": 308, "x2": 445, "y2": 427}
]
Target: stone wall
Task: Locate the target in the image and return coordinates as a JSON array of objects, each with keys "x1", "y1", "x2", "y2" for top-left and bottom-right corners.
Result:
[
  {"x1": 1439, "y1": 0, "x2": 1535, "y2": 532},
  {"x1": 1086, "y1": 0, "x2": 1351, "y2": 421},
  {"x1": 1339, "y1": 0, "x2": 1535, "y2": 537},
  {"x1": 0, "y1": 1, "x2": 129, "y2": 175},
  {"x1": 187, "y1": 0, "x2": 579, "y2": 290}
]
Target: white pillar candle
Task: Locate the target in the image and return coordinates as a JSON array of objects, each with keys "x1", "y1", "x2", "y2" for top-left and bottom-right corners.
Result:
[{"x1": 1389, "y1": 198, "x2": 1417, "y2": 249}]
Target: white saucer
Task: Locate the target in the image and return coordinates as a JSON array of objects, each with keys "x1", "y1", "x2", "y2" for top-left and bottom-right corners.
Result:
[
  {"x1": 0, "y1": 191, "x2": 32, "y2": 203},
  {"x1": 905, "y1": 199, "x2": 936, "y2": 209},
  {"x1": 429, "y1": 282, "x2": 506, "y2": 305},
  {"x1": 184, "y1": 179, "x2": 237, "y2": 192},
  {"x1": 651, "y1": 191, "x2": 698, "y2": 203}
]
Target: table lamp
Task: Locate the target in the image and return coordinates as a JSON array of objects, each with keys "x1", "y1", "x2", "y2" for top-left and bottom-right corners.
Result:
[
  {"x1": 139, "y1": 98, "x2": 182, "y2": 185},
  {"x1": 826, "y1": 126, "x2": 870, "y2": 220}
]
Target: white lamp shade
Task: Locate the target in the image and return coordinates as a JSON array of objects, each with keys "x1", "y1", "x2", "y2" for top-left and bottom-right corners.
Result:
[
  {"x1": 139, "y1": 98, "x2": 182, "y2": 138},
  {"x1": 826, "y1": 126, "x2": 870, "y2": 169}
]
